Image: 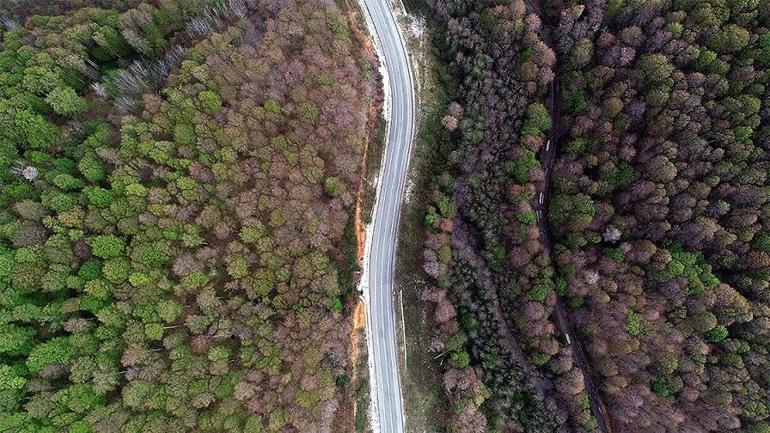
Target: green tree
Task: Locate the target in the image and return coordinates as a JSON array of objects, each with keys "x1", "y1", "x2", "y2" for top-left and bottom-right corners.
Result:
[
  {"x1": 121, "y1": 380, "x2": 155, "y2": 409},
  {"x1": 505, "y1": 149, "x2": 540, "y2": 183},
  {"x1": 144, "y1": 323, "x2": 163, "y2": 340},
  {"x1": 227, "y1": 257, "x2": 249, "y2": 279},
  {"x1": 89, "y1": 235, "x2": 125, "y2": 259},
  {"x1": 264, "y1": 99, "x2": 282, "y2": 115},
  {"x1": 530, "y1": 281, "x2": 551, "y2": 302},
  {"x1": 449, "y1": 350, "x2": 470, "y2": 369},
  {"x1": 198, "y1": 90, "x2": 222, "y2": 115},
  {"x1": 298, "y1": 102, "x2": 319, "y2": 123},
  {"x1": 26, "y1": 337, "x2": 74, "y2": 372},
  {"x1": 651, "y1": 377, "x2": 671, "y2": 397},
  {"x1": 0, "y1": 324, "x2": 35, "y2": 356},
  {"x1": 0, "y1": 365, "x2": 26, "y2": 391},
  {"x1": 707, "y1": 24, "x2": 751, "y2": 54},
  {"x1": 705, "y1": 324, "x2": 728, "y2": 342},
  {"x1": 78, "y1": 155, "x2": 106, "y2": 183},
  {"x1": 243, "y1": 415, "x2": 264, "y2": 433},
  {"x1": 156, "y1": 299, "x2": 182, "y2": 323},
  {"x1": 15, "y1": 109, "x2": 58, "y2": 150},
  {"x1": 174, "y1": 124, "x2": 196, "y2": 146},
  {"x1": 68, "y1": 420, "x2": 93, "y2": 433},
  {"x1": 324, "y1": 177, "x2": 346, "y2": 198},
  {"x1": 45, "y1": 87, "x2": 86, "y2": 117},
  {"x1": 522, "y1": 103, "x2": 552, "y2": 137},
  {"x1": 85, "y1": 187, "x2": 113, "y2": 208}
]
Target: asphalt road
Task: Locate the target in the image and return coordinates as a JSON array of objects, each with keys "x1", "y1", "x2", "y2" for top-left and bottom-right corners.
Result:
[{"x1": 358, "y1": 0, "x2": 415, "y2": 432}]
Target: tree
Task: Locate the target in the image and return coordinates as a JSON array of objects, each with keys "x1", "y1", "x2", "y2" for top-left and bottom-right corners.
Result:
[
  {"x1": 707, "y1": 24, "x2": 750, "y2": 54},
  {"x1": 121, "y1": 380, "x2": 155, "y2": 409},
  {"x1": 0, "y1": 365, "x2": 26, "y2": 391},
  {"x1": 198, "y1": 90, "x2": 222, "y2": 115},
  {"x1": 78, "y1": 155, "x2": 106, "y2": 183},
  {"x1": 45, "y1": 87, "x2": 86, "y2": 117},
  {"x1": 227, "y1": 257, "x2": 249, "y2": 279},
  {"x1": 14, "y1": 109, "x2": 58, "y2": 150},
  {"x1": 522, "y1": 103, "x2": 552, "y2": 137},
  {"x1": 0, "y1": 1, "x2": 409, "y2": 431},
  {"x1": 324, "y1": 177, "x2": 346, "y2": 198},
  {"x1": 449, "y1": 350, "x2": 470, "y2": 369},
  {"x1": 705, "y1": 325, "x2": 728, "y2": 343},
  {"x1": 89, "y1": 235, "x2": 125, "y2": 259},
  {"x1": 442, "y1": 115, "x2": 459, "y2": 131},
  {"x1": 26, "y1": 337, "x2": 74, "y2": 373},
  {"x1": 156, "y1": 299, "x2": 182, "y2": 323}
]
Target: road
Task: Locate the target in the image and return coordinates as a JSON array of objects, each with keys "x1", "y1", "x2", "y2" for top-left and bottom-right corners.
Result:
[
  {"x1": 524, "y1": 2, "x2": 613, "y2": 431},
  {"x1": 537, "y1": 78, "x2": 612, "y2": 433},
  {"x1": 358, "y1": 0, "x2": 415, "y2": 432}
]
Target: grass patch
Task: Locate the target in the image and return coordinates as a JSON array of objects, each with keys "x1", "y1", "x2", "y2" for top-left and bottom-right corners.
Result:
[
  {"x1": 353, "y1": 327, "x2": 371, "y2": 433},
  {"x1": 361, "y1": 110, "x2": 387, "y2": 224},
  {"x1": 393, "y1": 2, "x2": 456, "y2": 430}
]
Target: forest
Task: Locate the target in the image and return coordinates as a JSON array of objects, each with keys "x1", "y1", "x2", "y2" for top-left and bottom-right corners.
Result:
[
  {"x1": 0, "y1": 0, "x2": 376, "y2": 432},
  {"x1": 413, "y1": 0, "x2": 770, "y2": 432}
]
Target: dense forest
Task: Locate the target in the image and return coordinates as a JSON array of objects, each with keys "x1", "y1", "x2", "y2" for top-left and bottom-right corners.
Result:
[
  {"x1": 0, "y1": 0, "x2": 376, "y2": 432},
  {"x1": 551, "y1": 0, "x2": 770, "y2": 431},
  {"x1": 415, "y1": 0, "x2": 770, "y2": 432},
  {"x1": 6, "y1": 0, "x2": 770, "y2": 431}
]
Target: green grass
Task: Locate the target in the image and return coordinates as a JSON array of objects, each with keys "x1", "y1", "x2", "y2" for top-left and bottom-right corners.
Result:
[{"x1": 393, "y1": 4, "x2": 456, "y2": 430}]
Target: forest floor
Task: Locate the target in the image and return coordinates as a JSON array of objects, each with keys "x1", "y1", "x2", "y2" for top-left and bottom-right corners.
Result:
[{"x1": 393, "y1": 2, "x2": 450, "y2": 431}]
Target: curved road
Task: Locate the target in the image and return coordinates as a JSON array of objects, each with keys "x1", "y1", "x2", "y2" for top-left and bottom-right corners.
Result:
[{"x1": 358, "y1": 0, "x2": 415, "y2": 432}]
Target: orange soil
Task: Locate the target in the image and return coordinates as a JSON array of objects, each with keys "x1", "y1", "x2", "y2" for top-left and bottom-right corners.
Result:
[
  {"x1": 345, "y1": 7, "x2": 383, "y2": 429},
  {"x1": 350, "y1": 299, "x2": 366, "y2": 365},
  {"x1": 347, "y1": 0, "x2": 384, "y2": 356},
  {"x1": 348, "y1": 7, "x2": 384, "y2": 263},
  {"x1": 348, "y1": 9, "x2": 377, "y2": 60}
]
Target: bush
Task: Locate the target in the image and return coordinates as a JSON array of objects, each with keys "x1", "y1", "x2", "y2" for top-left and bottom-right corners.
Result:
[{"x1": 449, "y1": 350, "x2": 470, "y2": 369}]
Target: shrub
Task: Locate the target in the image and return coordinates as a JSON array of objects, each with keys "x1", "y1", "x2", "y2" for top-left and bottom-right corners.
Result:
[{"x1": 449, "y1": 350, "x2": 470, "y2": 369}]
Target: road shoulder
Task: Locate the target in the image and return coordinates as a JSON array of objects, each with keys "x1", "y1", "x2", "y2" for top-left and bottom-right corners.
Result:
[{"x1": 391, "y1": 2, "x2": 452, "y2": 430}]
